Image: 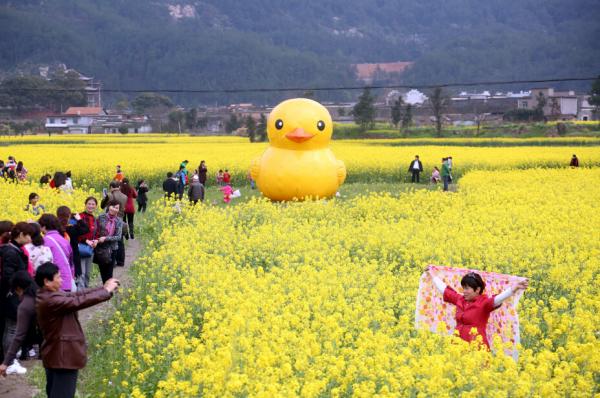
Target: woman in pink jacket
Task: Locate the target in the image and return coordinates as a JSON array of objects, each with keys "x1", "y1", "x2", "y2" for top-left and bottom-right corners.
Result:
[{"x1": 38, "y1": 214, "x2": 75, "y2": 292}]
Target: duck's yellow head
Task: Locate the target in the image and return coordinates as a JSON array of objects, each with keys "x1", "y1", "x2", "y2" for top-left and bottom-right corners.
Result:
[{"x1": 267, "y1": 98, "x2": 333, "y2": 150}]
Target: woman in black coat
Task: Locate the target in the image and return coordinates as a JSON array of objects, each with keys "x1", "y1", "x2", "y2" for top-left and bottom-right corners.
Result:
[
  {"x1": 136, "y1": 180, "x2": 149, "y2": 212},
  {"x1": 197, "y1": 160, "x2": 208, "y2": 186},
  {"x1": 0, "y1": 223, "x2": 34, "y2": 359}
]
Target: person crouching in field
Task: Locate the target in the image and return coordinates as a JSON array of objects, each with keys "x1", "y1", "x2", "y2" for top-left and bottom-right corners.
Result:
[
  {"x1": 430, "y1": 166, "x2": 441, "y2": 184},
  {"x1": 34, "y1": 262, "x2": 119, "y2": 398},
  {"x1": 426, "y1": 266, "x2": 528, "y2": 348}
]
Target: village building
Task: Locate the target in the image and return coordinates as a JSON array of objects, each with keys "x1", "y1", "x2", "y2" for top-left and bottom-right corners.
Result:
[
  {"x1": 354, "y1": 61, "x2": 414, "y2": 85},
  {"x1": 45, "y1": 107, "x2": 106, "y2": 134},
  {"x1": 518, "y1": 88, "x2": 578, "y2": 120},
  {"x1": 39, "y1": 64, "x2": 102, "y2": 108},
  {"x1": 45, "y1": 107, "x2": 152, "y2": 134},
  {"x1": 578, "y1": 96, "x2": 595, "y2": 121}
]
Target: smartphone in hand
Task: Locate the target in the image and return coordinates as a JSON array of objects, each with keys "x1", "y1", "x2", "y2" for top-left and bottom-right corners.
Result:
[{"x1": 102, "y1": 188, "x2": 108, "y2": 198}]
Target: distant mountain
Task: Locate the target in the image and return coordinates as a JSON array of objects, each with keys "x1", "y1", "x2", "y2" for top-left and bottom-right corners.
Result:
[{"x1": 1, "y1": 0, "x2": 599, "y2": 104}]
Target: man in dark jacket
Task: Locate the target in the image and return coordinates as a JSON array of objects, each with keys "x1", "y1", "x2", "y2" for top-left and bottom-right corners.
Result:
[
  {"x1": 34, "y1": 262, "x2": 119, "y2": 398},
  {"x1": 162, "y1": 171, "x2": 178, "y2": 199},
  {"x1": 408, "y1": 155, "x2": 423, "y2": 183},
  {"x1": 188, "y1": 175, "x2": 205, "y2": 205},
  {"x1": 570, "y1": 154, "x2": 579, "y2": 167}
]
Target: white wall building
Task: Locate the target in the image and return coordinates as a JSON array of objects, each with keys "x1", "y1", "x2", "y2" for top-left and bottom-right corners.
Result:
[
  {"x1": 45, "y1": 107, "x2": 106, "y2": 134},
  {"x1": 45, "y1": 107, "x2": 152, "y2": 134}
]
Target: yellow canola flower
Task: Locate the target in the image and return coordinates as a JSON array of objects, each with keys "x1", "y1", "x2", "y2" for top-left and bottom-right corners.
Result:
[
  {"x1": 4, "y1": 136, "x2": 598, "y2": 396},
  {"x1": 80, "y1": 167, "x2": 600, "y2": 397},
  {"x1": 3, "y1": 135, "x2": 600, "y2": 188},
  {"x1": 0, "y1": 180, "x2": 95, "y2": 221}
]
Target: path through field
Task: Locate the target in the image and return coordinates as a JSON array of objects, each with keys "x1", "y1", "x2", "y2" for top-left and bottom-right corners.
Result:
[{"x1": 0, "y1": 238, "x2": 141, "y2": 398}]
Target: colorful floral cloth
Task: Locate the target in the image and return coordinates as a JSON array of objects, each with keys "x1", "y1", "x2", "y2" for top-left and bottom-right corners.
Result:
[{"x1": 415, "y1": 264, "x2": 526, "y2": 358}]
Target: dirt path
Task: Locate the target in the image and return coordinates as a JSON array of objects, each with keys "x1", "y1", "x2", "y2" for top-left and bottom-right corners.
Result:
[{"x1": 0, "y1": 238, "x2": 142, "y2": 398}]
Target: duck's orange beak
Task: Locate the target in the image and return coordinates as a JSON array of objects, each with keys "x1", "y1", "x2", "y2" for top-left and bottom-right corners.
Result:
[{"x1": 285, "y1": 128, "x2": 314, "y2": 143}]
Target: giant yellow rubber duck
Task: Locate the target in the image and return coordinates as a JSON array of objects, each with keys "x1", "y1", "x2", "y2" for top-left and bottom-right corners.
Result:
[{"x1": 251, "y1": 98, "x2": 346, "y2": 201}]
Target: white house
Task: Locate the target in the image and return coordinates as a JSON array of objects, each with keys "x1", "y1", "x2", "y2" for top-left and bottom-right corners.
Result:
[
  {"x1": 45, "y1": 107, "x2": 106, "y2": 134},
  {"x1": 519, "y1": 88, "x2": 579, "y2": 119},
  {"x1": 45, "y1": 107, "x2": 152, "y2": 134},
  {"x1": 578, "y1": 96, "x2": 596, "y2": 121}
]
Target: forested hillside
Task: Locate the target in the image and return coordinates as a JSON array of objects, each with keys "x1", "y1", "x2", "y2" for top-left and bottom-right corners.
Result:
[{"x1": 0, "y1": 0, "x2": 598, "y2": 104}]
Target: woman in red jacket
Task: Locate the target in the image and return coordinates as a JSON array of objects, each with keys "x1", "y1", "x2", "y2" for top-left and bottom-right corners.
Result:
[
  {"x1": 427, "y1": 266, "x2": 528, "y2": 348},
  {"x1": 120, "y1": 178, "x2": 137, "y2": 240},
  {"x1": 78, "y1": 197, "x2": 98, "y2": 288}
]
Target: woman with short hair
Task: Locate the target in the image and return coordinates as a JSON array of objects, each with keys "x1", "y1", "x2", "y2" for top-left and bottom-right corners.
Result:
[
  {"x1": 31, "y1": 262, "x2": 119, "y2": 398},
  {"x1": 427, "y1": 266, "x2": 528, "y2": 348},
  {"x1": 120, "y1": 178, "x2": 137, "y2": 239},
  {"x1": 78, "y1": 197, "x2": 98, "y2": 288},
  {"x1": 0, "y1": 222, "x2": 34, "y2": 373},
  {"x1": 94, "y1": 199, "x2": 123, "y2": 283}
]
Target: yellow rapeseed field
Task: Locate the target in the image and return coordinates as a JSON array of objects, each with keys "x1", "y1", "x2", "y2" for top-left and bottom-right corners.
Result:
[
  {"x1": 98, "y1": 169, "x2": 598, "y2": 397},
  {"x1": 0, "y1": 180, "x2": 95, "y2": 221},
  {"x1": 1, "y1": 137, "x2": 598, "y2": 397},
  {"x1": 1, "y1": 135, "x2": 600, "y2": 187}
]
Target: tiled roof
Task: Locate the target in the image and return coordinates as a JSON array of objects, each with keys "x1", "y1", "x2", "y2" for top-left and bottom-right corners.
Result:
[
  {"x1": 354, "y1": 62, "x2": 414, "y2": 79},
  {"x1": 64, "y1": 107, "x2": 104, "y2": 115}
]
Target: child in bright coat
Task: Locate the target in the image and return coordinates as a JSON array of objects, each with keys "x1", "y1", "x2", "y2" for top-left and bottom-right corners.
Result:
[{"x1": 220, "y1": 185, "x2": 233, "y2": 204}]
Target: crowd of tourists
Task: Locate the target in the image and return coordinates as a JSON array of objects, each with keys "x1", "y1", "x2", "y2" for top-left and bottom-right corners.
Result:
[
  {"x1": 407, "y1": 155, "x2": 454, "y2": 191},
  {"x1": 161, "y1": 159, "x2": 242, "y2": 204},
  {"x1": 408, "y1": 154, "x2": 579, "y2": 191},
  {"x1": 0, "y1": 179, "x2": 131, "y2": 397},
  {"x1": 0, "y1": 156, "x2": 28, "y2": 183}
]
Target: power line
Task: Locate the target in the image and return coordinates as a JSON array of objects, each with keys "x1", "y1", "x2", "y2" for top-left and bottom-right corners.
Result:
[{"x1": 0, "y1": 76, "x2": 596, "y2": 94}]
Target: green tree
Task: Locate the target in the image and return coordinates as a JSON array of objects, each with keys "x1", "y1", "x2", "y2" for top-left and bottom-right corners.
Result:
[
  {"x1": 535, "y1": 92, "x2": 547, "y2": 122},
  {"x1": 401, "y1": 104, "x2": 413, "y2": 129},
  {"x1": 48, "y1": 70, "x2": 86, "y2": 112},
  {"x1": 0, "y1": 75, "x2": 49, "y2": 111},
  {"x1": 225, "y1": 114, "x2": 241, "y2": 134},
  {"x1": 185, "y1": 108, "x2": 197, "y2": 130},
  {"x1": 352, "y1": 87, "x2": 376, "y2": 131},
  {"x1": 197, "y1": 116, "x2": 208, "y2": 130},
  {"x1": 535, "y1": 92, "x2": 547, "y2": 110},
  {"x1": 550, "y1": 97, "x2": 561, "y2": 119},
  {"x1": 115, "y1": 99, "x2": 130, "y2": 111},
  {"x1": 132, "y1": 93, "x2": 174, "y2": 114},
  {"x1": 589, "y1": 75, "x2": 600, "y2": 122},
  {"x1": 430, "y1": 87, "x2": 449, "y2": 137},
  {"x1": 391, "y1": 97, "x2": 403, "y2": 128},
  {"x1": 0, "y1": 74, "x2": 83, "y2": 113},
  {"x1": 168, "y1": 110, "x2": 185, "y2": 134},
  {"x1": 256, "y1": 113, "x2": 268, "y2": 142},
  {"x1": 246, "y1": 115, "x2": 257, "y2": 142}
]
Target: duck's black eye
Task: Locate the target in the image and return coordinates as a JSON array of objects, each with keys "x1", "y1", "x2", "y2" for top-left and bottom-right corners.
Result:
[
  {"x1": 275, "y1": 119, "x2": 284, "y2": 130},
  {"x1": 317, "y1": 120, "x2": 325, "y2": 131}
]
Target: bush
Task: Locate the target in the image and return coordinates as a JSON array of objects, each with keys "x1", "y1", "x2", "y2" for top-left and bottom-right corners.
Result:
[{"x1": 503, "y1": 109, "x2": 544, "y2": 122}]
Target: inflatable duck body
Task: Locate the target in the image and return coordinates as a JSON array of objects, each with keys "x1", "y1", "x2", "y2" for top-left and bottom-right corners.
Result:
[{"x1": 251, "y1": 98, "x2": 346, "y2": 201}]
